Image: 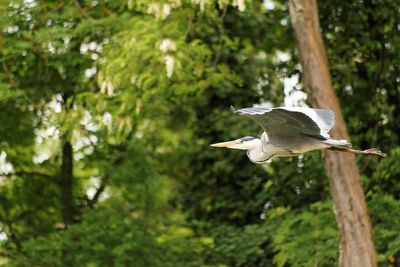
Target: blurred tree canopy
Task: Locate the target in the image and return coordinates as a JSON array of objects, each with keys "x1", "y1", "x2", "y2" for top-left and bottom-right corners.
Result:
[{"x1": 0, "y1": 0, "x2": 399, "y2": 266}]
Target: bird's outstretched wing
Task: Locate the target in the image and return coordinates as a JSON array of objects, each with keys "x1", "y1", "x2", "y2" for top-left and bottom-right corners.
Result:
[{"x1": 231, "y1": 106, "x2": 335, "y2": 143}]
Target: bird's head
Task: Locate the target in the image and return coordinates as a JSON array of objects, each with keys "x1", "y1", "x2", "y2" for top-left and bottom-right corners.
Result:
[{"x1": 210, "y1": 136, "x2": 259, "y2": 150}]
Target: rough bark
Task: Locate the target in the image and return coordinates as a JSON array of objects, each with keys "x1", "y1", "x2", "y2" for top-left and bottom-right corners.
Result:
[
  {"x1": 60, "y1": 141, "x2": 75, "y2": 226},
  {"x1": 288, "y1": 0, "x2": 377, "y2": 266}
]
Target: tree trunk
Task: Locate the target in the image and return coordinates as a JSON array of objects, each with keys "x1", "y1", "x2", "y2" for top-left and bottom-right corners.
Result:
[
  {"x1": 288, "y1": 1, "x2": 377, "y2": 266},
  {"x1": 60, "y1": 141, "x2": 75, "y2": 226}
]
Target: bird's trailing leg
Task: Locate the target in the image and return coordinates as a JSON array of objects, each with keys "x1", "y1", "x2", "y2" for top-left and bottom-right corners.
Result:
[{"x1": 328, "y1": 147, "x2": 387, "y2": 157}]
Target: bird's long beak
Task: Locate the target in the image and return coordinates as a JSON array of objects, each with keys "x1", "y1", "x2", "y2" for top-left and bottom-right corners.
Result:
[{"x1": 210, "y1": 139, "x2": 241, "y2": 148}]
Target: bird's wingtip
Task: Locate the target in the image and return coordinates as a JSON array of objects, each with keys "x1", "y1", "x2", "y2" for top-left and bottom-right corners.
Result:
[{"x1": 230, "y1": 105, "x2": 237, "y2": 114}]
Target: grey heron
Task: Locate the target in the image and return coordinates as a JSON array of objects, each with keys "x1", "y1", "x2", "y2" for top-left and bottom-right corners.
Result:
[{"x1": 210, "y1": 106, "x2": 387, "y2": 163}]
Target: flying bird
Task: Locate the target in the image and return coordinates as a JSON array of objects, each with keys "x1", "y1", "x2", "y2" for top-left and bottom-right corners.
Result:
[{"x1": 210, "y1": 106, "x2": 387, "y2": 164}]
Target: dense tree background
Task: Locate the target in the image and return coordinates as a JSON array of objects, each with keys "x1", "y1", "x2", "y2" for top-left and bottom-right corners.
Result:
[{"x1": 0, "y1": 0, "x2": 399, "y2": 266}]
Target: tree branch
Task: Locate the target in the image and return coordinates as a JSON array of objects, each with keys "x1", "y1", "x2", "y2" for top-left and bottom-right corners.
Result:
[
  {"x1": 213, "y1": 5, "x2": 228, "y2": 66},
  {"x1": 2, "y1": 220, "x2": 21, "y2": 252},
  {"x1": 73, "y1": 0, "x2": 86, "y2": 17},
  {"x1": 0, "y1": 251, "x2": 14, "y2": 259},
  {"x1": 184, "y1": 12, "x2": 195, "y2": 41},
  {"x1": 1, "y1": 170, "x2": 55, "y2": 182},
  {"x1": 87, "y1": 180, "x2": 107, "y2": 208}
]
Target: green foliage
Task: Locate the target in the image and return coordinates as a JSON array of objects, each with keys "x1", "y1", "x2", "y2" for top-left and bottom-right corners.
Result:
[
  {"x1": 369, "y1": 192, "x2": 400, "y2": 264},
  {"x1": 206, "y1": 224, "x2": 274, "y2": 267},
  {"x1": 11, "y1": 208, "x2": 207, "y2": 267},
  {"x1": 271, "y1": 201, "x2": 339, "y2": 267},
  {"x1": 0, "y1": 0, "x2": 399, "y2": 266}
]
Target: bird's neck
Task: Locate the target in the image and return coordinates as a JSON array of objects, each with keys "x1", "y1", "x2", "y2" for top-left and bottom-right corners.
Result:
[{"x1": 247, "y1": 140, "x2": 273, "y2": 163}]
